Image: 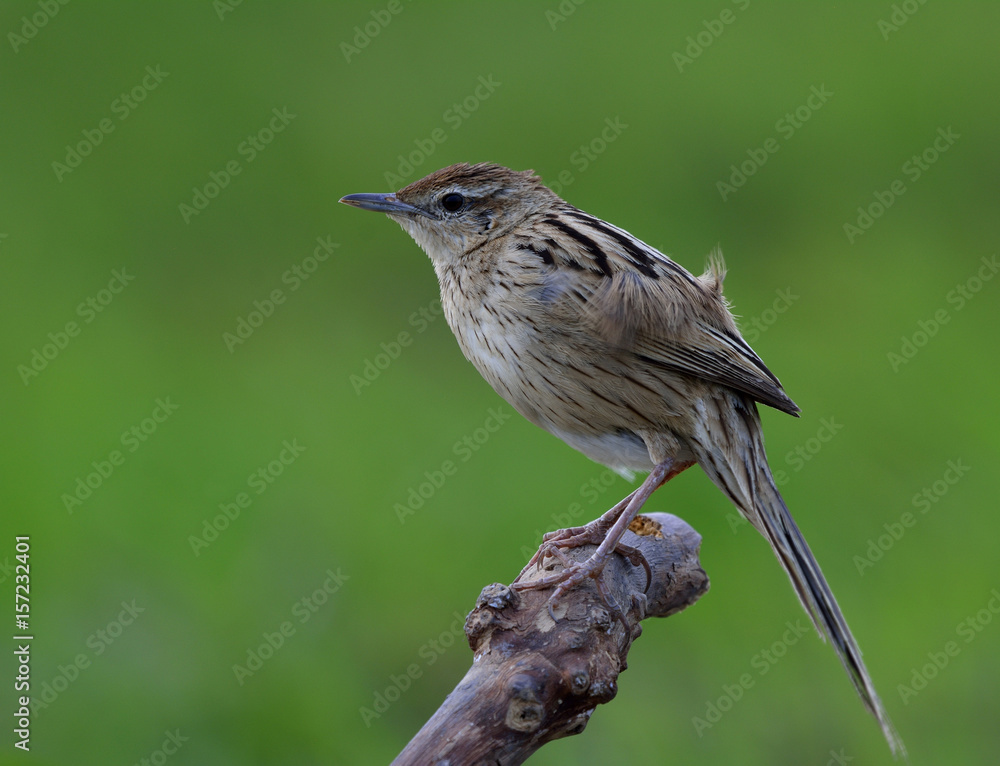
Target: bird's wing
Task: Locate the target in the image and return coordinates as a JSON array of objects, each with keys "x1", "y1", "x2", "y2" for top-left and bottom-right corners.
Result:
[
  {"x1": 632, "y1": 326, "x2": 800, "y2": 416},
  {"x1": 529, "y1": 209, "x2": 800, "y2": 416}
]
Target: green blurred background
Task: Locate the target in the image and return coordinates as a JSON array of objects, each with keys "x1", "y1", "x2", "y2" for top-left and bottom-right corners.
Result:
[{"x1": 2, "y1": 2, "x2": 998, "y2": 764}]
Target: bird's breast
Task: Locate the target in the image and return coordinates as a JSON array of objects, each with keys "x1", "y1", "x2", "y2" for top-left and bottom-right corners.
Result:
[{"x1": 437, "y1": 268, "x2": 700, "y2": 474}]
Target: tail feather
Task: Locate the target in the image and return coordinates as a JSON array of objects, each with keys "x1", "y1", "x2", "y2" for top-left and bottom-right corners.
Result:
[
  {"x1": 694, "y1": 398, "x2": 906, "y2": 758},
  {"x1": 753, "y1": 469, "x2": 905, "y2": 758}
]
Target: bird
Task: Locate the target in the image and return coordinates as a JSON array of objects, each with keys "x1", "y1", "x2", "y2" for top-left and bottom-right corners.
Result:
[{"x1": 340, "y1": 162, "x2": 904, "y2": 756}]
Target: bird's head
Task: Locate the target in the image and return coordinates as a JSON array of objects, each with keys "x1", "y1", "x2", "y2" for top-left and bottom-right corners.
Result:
[{"x1": 340, "y1": 162, "x2": 558, "y2": 264}]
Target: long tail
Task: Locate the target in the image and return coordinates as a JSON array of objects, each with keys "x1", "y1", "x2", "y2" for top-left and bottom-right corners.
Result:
[{"x1": 694, "y1": 397, "x2": 906, "y2": 758}]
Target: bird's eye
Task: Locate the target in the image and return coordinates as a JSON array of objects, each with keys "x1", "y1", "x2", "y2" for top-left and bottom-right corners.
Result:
[{"x1": 441, "y1": 193, "x2": 465, "y2": 212}]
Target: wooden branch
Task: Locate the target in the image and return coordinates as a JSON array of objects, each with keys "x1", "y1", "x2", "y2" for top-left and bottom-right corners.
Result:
[{"x1": 392, "y1": 512, "x2": 709, "y2": 766}]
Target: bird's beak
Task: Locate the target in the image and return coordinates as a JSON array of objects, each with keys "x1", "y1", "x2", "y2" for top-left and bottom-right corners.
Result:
[{"x1": 339, "y1": 193, "x2": 437, "y2": 220}]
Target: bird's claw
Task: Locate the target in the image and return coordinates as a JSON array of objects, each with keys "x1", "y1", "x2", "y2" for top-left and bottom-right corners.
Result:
[
  {"x1": 521, "y1": 523, "x2": 652, "y2": 593},
  {"x1": 514, "y1": 522, "x2": 650, "y2": 636}
]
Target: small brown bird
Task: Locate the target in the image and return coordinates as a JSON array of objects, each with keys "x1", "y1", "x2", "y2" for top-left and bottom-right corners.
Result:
[{"x1": 341, "y1": 162, "x2": 904, "y2": 756}]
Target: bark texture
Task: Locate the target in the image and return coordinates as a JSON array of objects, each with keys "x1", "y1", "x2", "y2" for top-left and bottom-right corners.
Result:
[{"x1": 392, "y1": 511, "x2": 709, "y2": 766}]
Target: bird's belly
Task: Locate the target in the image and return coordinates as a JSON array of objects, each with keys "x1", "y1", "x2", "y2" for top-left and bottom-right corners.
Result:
[
  {"x1": 447, "y1": 301, "x2": 685, "y2": 477},
  {"x1": 544, "y1": 426, "x2": 654, "y2": 478}
]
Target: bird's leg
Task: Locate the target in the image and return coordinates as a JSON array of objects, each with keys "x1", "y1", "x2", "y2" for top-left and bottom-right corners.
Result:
[
  {"x1": 541, "y1": 489, "x2": 638, "y2": 544},
  {"x1": 529, "y1": 457, "x2": 687, "y2": 575},
  {"x1": 520, "y1": 490, "x2": 637, "y2": 576},
  {"x1": 514, "y1": 458, "x2": 693, "y2": 624}
]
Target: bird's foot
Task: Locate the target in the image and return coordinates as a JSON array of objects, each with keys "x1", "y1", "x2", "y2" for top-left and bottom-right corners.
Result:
[
  {"x1": 525, "y1": 522, "x2": 652, "y2": 590},
  {"x1": 513, "y1": 520, "x2": 650, "y2": 633},
  {"x1": 512, "y1": 460, "x2": 684, "y2": 634}
]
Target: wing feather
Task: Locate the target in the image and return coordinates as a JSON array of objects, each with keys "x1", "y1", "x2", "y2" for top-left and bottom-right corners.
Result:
[{"x1": 531, "y1": 213, "x2": 800, "y2": 416}]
